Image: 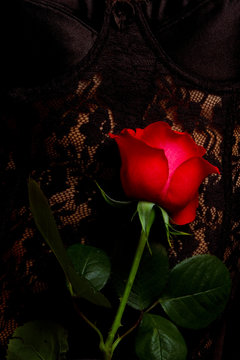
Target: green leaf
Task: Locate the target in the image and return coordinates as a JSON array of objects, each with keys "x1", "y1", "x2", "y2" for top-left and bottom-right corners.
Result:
[
  {"x1": 158, "y1": 207, "x2": 191, "y2": 246},
  {"x1": 135, "y1": 313, "x2": 187, "y2": 360},
  {"x1": 7, "y1": 321, "x2": 68, "y2": 360},
  {"x1": 160, "y1": 254, "x2": 231, "y2": 329},
  {"x1": 137, "y1": 201, "x2": 155, "y2": 236},
  {"x1": 28, "y1": 178, "x2": 111, "y2": 308},
  {"x1": 95, "y1": 181, "x2": 133, "y2": 208},
  {"x1": 67, "y1": 244, "x2": 111, "y2": 291},
  {"x1": 159, "y1": 207, "x2": 170, "y2": 229},
  {"x1": 158, "y1": 207, "x2": 171, "y2": 245},
  {"x1": 114, "y1": 244, "x2": 169, "y2": 310},
  {"x1": 168, "y1": 224, "x2": 191, "y2": 238}
]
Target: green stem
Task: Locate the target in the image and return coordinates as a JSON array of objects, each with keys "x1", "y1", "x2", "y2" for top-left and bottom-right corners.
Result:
[
  {"x1": 145, "y1": 299, "x2": 160, "y2": 313},
  {"x1": 73, "y1": 300, "x2": 105, "y2": 352},
  {"x1": 103, "y1": 230, "x2": 148, "y2": 359},
  {"x1": 111, "y1": 312, "x2": 144, "y2": 354}
]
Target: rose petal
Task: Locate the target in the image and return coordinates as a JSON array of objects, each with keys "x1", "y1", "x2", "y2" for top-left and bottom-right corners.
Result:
[
  {"x1": 120, "y1": 128, "x2": 136, "y2": 137},
  {"x1": 135, "y1": 128, "x2": 144, "y2": 138},
  {"x1": 163, "y1": 157, "x2": 220, "y2": 210},
  {"x1": 110, "y1": 133, "x2": 169, "y2": 202},
  {"x1": 140, "y1": 122, "x2": 206, "y2": 177},
  {"x1": 171, "y1": 193, "x2": 199, "y2": 225}
]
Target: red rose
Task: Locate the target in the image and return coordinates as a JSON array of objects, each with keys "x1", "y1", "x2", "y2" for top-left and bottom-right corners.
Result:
[{"x1": 109, "y1": 121, "x2": 220, "y2": 225}]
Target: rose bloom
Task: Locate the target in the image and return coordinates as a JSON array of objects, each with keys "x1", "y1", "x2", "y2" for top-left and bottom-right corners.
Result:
[{"x1": 109, "y1": 121, "x2": 219, "y2": 225}]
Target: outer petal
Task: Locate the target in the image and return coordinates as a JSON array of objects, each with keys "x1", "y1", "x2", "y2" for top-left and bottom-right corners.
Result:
[
  {"x1": 140, "y1": 122, "x2": 206, "y2": 178},
  {"x1": 109, "y1": 133, "x2": 169, "y2": 202},
  {"x1": 135, "y1": 128, "x2": 144, "y2": 138},
  {"x1": 120, "y1": 128, "x2": 136, "y2": 137},
  {"x1": 162, "y1": 157, "x2": 220, "y2": 210},
  {"x1": 171, "y1": 194, "x2": 199, "y2": 225}
]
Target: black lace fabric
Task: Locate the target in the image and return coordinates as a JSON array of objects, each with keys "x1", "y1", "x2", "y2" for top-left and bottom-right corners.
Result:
[{"x1": 0, "y1": 1, "x2": 240, "y2": 359}]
